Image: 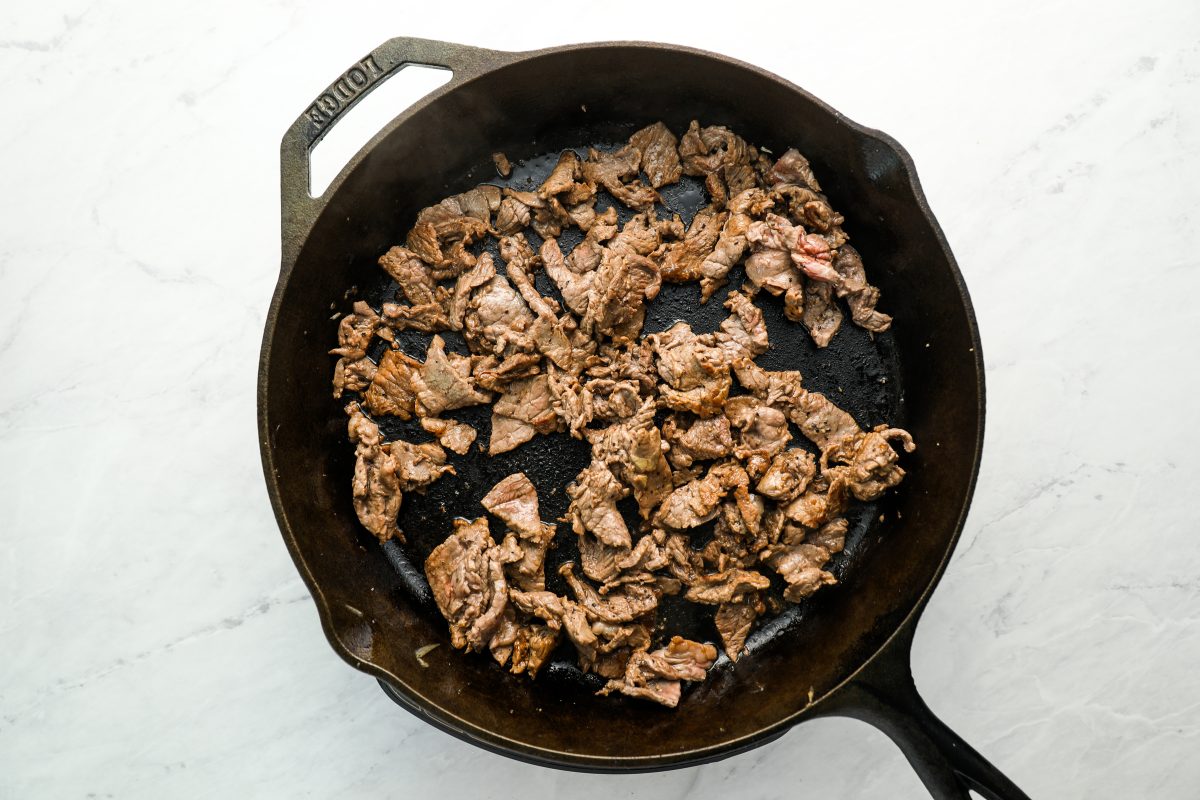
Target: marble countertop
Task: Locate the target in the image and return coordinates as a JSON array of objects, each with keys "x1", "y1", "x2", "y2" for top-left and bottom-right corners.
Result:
[{"x1": 3, "y1": 1, "x2": 1198, "y2": 797}]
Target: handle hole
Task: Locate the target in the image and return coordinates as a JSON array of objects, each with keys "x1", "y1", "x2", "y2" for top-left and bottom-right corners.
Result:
[{"x1": 309, "y1": 63, "x2": 453, "y2": 197}]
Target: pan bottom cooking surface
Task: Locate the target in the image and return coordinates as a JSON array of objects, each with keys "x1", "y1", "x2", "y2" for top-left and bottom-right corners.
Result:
[{"x1": 343, "y1": 140, "x2": 905, "y2": 693}]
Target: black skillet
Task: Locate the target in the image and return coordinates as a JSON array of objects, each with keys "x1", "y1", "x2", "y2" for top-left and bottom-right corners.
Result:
[{"x1": 258, "y1": 37, "x2": 1031, "y2": 799}]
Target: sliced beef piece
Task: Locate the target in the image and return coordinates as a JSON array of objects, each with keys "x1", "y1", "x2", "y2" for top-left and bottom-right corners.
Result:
[
  {"x1": 600, "y1": 530, "x2": 671, "y2": 593},
  {"x1": 823, "y1": 426, "x2": 916, "y2": 501},
  {"x1": 715, "y1": 290, "x2": 770, "y2": 360},
  {"x1": 378, "y1": 246, "x2": 438, "y2": 306},
  {"x1": 629, "y1": 121, "x2": 682, "y2": 188},
  {"x1": 800, "y1": 277, "x2": 842, "y2": 346},
  {"x1": 832, "y1": 244, "x2": 892, "y2": 332},
  {"x1": 565, "y1": 206, "x2": 619, "y2": 274},
  {"x1": 659, "y1": 207, "x2": 727, "y2": 283},
  {"x1": 683, "y1": 569, "x2": 772, "y2": 604},
  {"x1": 412, "y1": 335, "x2": 492, "y2": 416},
  {"x1": 425, "y1": 516, "x2": 515, "y2": 650},
  {"x1": 498, "y1": 234, "x2": 557, "y2": 317},
  {"x1": 782, "y1": 472, "x2": 850, "y2": 529},
  {"x1": 364, "y1": 347, "x2": 421, "y2": 418},
  {"x1": 420, "y1": 417, "x2": 477, "y2": 455},
  {"x1": 407, "y1": 185, "x2": 498, "y2": 276},
  {"x1": 560, "y1": 563, "x2": 659, "y2": 623},
  {"x1": 581, "y1": 251, "x2": 661, "y2": 342},
  {"x1": 587, "y1": 340, "x2": 658, "y2": 395},
  {"x1": 662, "y1": 414, "x2": 735, "y2": 468},
  {"x1": 546, "y1": 366, "x2": 594, "y2": 437},
  {"x1": 488, "y1": 374, "x2": 560, "y2": 455},
  {"x1": 492, "y1": 151, "x2": 512, "y2": 178},
  {"x1": 541, "y1": 236, "x2": 595, "y2": 317},
  {"x1": 714, "y1": 597, "x2": 764, "y2": 661},
  {"x1": 763, "y1": 518, "x2": 849, "y2": 603},
  {"x1": 695, "y1": 188, "x2": 774, "y2": 300},
  {"x1": 332, "y1": 355, "x2": 377, "y2": 399},
  {"x1": 589, "y1": 619, "x2": 655, "y2": 679},
  {"x1": 756, "y1": 449, "x2": 817, "y2": 503},
  {"x1": 490, "y1": 612, "x2": 559, "y2": 678},
  {"x1": 769, "y1": 183, "x2": 845, "y2": 243},
  {"x1": 607, "y1": 211, "x2": 663, "y2": 258},
  {"x1": 579, "y1": 533, "x2": 625, "y2": 585},
  {"x1": 725, "y1": 395, "x2": 791, "y2": 478},
  {"x1": 379, "y1": 293, "x2": 453, "y2": 334},
  {"x1": 481, "y1": 472, "x2": 544, "y2": 540},
  {"x1": 767, "y1": 148, "x2": 822, "y2": 192},
  {"x1": 447, "y1": 252, "x2": 497, "y2": 331},
  {"x1": 331, "y1": 300, "x2": 387, "y2": 361},
  {"x1": 387, "y1": 438, "x2": 456, "y2": 489},
  {"x1": 587, "y1": 378, "x2": 642, "y2": 421},
  {"x1": 648, "y1": 322, "x2": 732, "y2": 417},
  {"x1": 464, "y1": 271, "x2": 535, "y2": 357},
  {"x1": 653, "y1": 461, "x2": 747, "y2": 530},
  {"x1": 582, "y1": 145, "x2": 659, "y2": 211},
  {"x1": 493, "y1": 195, "x2": 532, "y2": 235},
  {"x1": 346, "y1": 403, "x2": 403, "y2": 542},
  {"x1": 472, "y1": 351, "x2": 543, "y2": 393},
  {"x1": 587, "y1": 399, "x2": 673, "y2": 518},
  {"x1": 599, "y1": 636, "x2": 718, "y2": 707},
  {"x1": 788, "y1": 390, "x2": 864, "y2": 452},
  {"x1": 565, "y1": 459, "x2": 631, "y2": 548}
]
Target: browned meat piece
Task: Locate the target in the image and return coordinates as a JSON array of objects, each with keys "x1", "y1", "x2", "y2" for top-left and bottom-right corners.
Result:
[
  {"x1": 601, "y1": 530, "x2": 671, "y2": 592},
  {"x1": 492, "y1": 151, "x2": 512, "y2": 178},
  {"x1": 541, "y1": 236, "x2": 595, "y2": 317},
  {"x1": 582, "y1": 145, "x2": 659, "y2": 211},
  {"x1": 489, "y1": 612, "x2": 558, "y2": 677},
  {"x1": 768, "y1": 148, "x2": 822, "y2": 191},
  {"x1": 579, "y1": 534, "x2": 624, "y2": 584},
  {"x1": 331, "y1": 300, "x2": 387, "y2": 361},
  {"x1": 380, "y1": 288, "x2": 453, "y2": 333},
  {"x1": 545, "y1": 367, "x2": 594, "y2": 437},
  {"x1": 481, "y1": 472, "x2": 544, "y2": 539},
  {"x1": 589, "y1": 619, "x2": 654, "y2": 679},
  {"x1": 493, "y1": 195, "x2": 531, "y2": 236},
  {"x1": 788, "y1": 390, "x2": 863, "y2": 452},
  {"x1": 587, "y1": 378, "x2": 641, "y2": 421},
  {"x1": 599, "y1": 636, "x2": 717, "y2": 707},
  {"x1": 659, "y1": 207, "x2": 727, "y2": 282},
  {"x1": 648, "y1": 322, "x2": 732, "y2": 416},
  {"x1": 587, "y1": 340, "x2": 658, "y2": 395},
  {"x1": 581, "y1": 251, "x2": 661, "y2": 342},
  {"x1": 607, "y1": 212, "x2": 663, "y2": 258},
  {"x1": 725, "y1": 395, "x2": 791, "y2": 477},
  {"x1": 346, "y1": 403, "x2": 403, "y2": 541},
  {"x1": 715, "y1": 290, "x2": 770, "y2": 360},
  {"x1": 407, "y1": 185, "x2": 498, "y2": 275},
  {"x1": 489, "y1": 374, "x2": 560, "y2": 455},
  {"x1": 472, "y1": 351, "x2": 542, "y2": 392},
  {"x1": 756, "y1": 449, "x2": 817, "y2": 503},
  {"x1": 714, "y1": 597, "x2": 764, "y2": 661},
  {"x1": 332, "y1": 355, "x2": 376, "y2": 399},
  {"x1": 810, "y1": 517, "x2": 849, "y2": 554},
  {"x1": 420, "y1": 417, "x2": 477, "y2": 455},
  {"x1": 763, "y1": 519, "x2": 848, "y2": 603},
  {"x1": 424, "y1": 517, "x2": 515, "y2": 651},
  {"x1": 464, "y1": 271, "x2": 535, "y2": 357},
  {"x1": 509, "y1": 589, "x2": 604, "y2": 670},
  {"x1": 769, "y1": 183, "x2": 845, "y2": 243},
  {"x1": 498, "y1": 233, "x2": 557, "y2": 316},
  {"x1": 387, "y1": 437, "x2": 455, "y2": 489},
  {"x1": 587, "y1": 399, "x2": 673, "y2": 518},
  {"x1": 679, "y1": 120, "x2": 750, "y2": 178},
  {"x1": 629, "y1": 121, "x2": 682, "y2": 188},
  {"x1": 411, "y1": 335, "x2": 491, "y2": 416},
  {"x1": 798, "y1": 277, "x2": 840, "y2": 346},
  {"x1": 538, "y1": 150, "x2": 585, "y2": 199},
  {"x1": 378, "y1": 246, "x2": 438, "y2": 306},
  {"x1": 560, "y1": 563, "x2": 659, "y2": 623},
  {"x1": 832, "y1": 245, "x2": 892, "y2": 332},
  {"x1": 782, "y1": 472, "x2": 850, "y2": 529},
  {"x1": 684, "y1": 569, "x2": 771, "y2": 604},
  {"x1": 565, "y1": 459, "x2": 631, "y2": 548},
  {"x1": 662, "y1": 414, "x2": 735, "y2": 468},
  {"x1": 364, "y1": 347, "x2": 421, "y2": 418},
  {"x1": 447, "y1": 252, "x2": 496, "y2": 331},
  {"x1": 696, "y1": 188, "x2": 774, "y2": 300},
  {"x1": 824, "y1": 426, "x2": 916, "y2": 501},
  {"x1": 744, "y1": 222, "x2": 801, "y2": 297},
  {"x1": 653, "y1": 461, "x2": 747, "y2": 530}
]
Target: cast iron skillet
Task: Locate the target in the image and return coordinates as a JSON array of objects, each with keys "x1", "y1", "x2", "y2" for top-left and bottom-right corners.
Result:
[{"x1": 259, "y1": 37, "x2": 1031, "y2": 799}]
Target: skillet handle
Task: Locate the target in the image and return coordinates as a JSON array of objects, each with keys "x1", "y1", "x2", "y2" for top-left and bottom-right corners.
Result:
[
  {"x1": 826, "y1": 622, "x2": 1032, "y2": 800},
  {"x1": 279, "y1": 37, "x2": 509, "y2": 265}
]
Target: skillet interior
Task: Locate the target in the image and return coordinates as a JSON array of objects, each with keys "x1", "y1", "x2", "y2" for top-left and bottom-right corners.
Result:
[{"x1": 261, "y1": 43, "x2": 982, "y2": 767}]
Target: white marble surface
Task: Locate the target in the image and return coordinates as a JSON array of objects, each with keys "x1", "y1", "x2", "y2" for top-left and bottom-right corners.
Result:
[{"x1": 2, "y1": 1, "x2": 1198, "y2": 797}]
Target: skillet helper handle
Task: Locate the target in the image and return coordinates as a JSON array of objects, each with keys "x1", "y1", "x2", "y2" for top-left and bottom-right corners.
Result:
[
  {"x1": 279, "y1": 37, "x2": 505, "y2": 263},
  {"x1": 830, "y1": 623, "x2": 1032, "y2": 800}
]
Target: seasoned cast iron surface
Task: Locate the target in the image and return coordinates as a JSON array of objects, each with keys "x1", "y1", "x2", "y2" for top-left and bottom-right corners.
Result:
[{"x1": 341, "y1": 142, "x2": 905, "y2": 692}]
